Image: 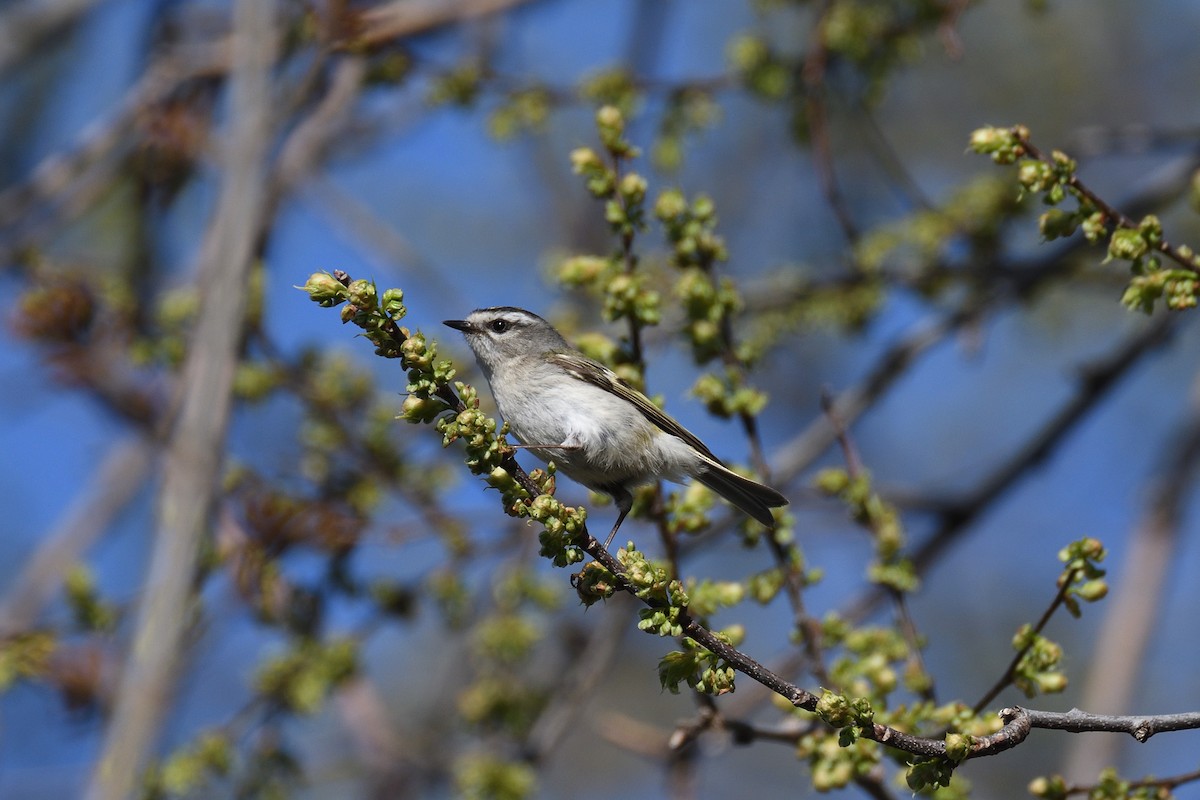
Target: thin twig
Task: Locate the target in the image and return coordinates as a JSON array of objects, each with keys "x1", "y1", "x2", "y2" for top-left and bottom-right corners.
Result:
[
  {"x1": 843, "y1": 312, "x2": 1178, "y2": 627},
  {"x1": 971, "y1": 568, "x2": 1080, "y2": 715},
  {"x1": 1015, "y1": 128, "x2": 1200, "y2": 274},
  {"x1": 802, "y1": 0, "x2": 859, "y2": 243},
  {"x1": 821, "y1": 391, "x2": 935, "y2": 703}
]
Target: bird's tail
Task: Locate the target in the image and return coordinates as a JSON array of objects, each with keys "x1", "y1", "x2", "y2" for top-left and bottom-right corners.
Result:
[{"x1": 695, "y1": 459, "x2": 788, "y2": 527}]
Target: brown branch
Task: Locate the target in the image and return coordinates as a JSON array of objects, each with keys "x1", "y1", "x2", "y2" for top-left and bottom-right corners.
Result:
[
  {"x1": 521, "y1": 608, "x2": 629, "y2": 764},
  {"x1": 774, "y1": 305, "x2": 977, "y2": 482},
  {"x1": 762, "y1": 143, "x2": 1200, "y2": 488},
  {"x1": 1014, "y1": 128, "x2": 1200, "y2": 275},
  {"x1": 1007, "y1": 706, "x2": 1200, "y2": 743},
  {"x1": 86, "y1": 2, "x2": 278, "y2": 797},
  {"x1": 912, "y1": 313, "x2": 1176, "y2": 576},
  {"x1": 821, "y1": 391, "x2": 935, "y2": 703},
  {"x1": 802, "y1": 0, "x2": 859, "y2": 243}
]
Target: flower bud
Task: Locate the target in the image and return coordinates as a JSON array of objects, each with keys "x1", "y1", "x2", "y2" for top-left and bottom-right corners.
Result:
[
  {"x1": 302, "y1": 272, "x2": 347, "y2": 307},
  {"x1": 1108, "y1": 228, "x2": 1149, "y2": 261},
  {"x1": 570, "y1": 147, "x2": 602, "y2": 174},
  {"x1": 346, "y1": 279, "x2": 377, "y2": 308},
  {"x1": 619, "y1": 172, "x2": 647, "y2": 205},
  {"x1": 380, "y1": 287, "x2": 405, "y2": 316},
  {"x1": 595, "y1": 104, "x2": 624, "y2": 133}
]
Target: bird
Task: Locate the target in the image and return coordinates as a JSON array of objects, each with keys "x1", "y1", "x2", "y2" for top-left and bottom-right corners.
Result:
[{"x1": 444, "y1": 307, "x2": 788, "y2": 548}]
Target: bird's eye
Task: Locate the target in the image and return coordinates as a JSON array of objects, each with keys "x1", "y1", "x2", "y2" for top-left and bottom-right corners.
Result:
[{"x1": 489, "y1": 319, "x2": 509, "y2": 333}]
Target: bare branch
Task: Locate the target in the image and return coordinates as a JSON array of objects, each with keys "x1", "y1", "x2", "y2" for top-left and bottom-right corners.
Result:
[
  {"x1": 86, "y1": 1, "x2": 278, "y2": 797},
  {"x1": 0, "y1": 437, "x2": 152, "y2": 634},
  {"x1": 1007, "y1": 706, "x2": 1200, "y2": 743},
  {"x1": 0, "y1": 0, "x2": 107, "y2": 74},
  {"x1": 358, "y1": 0, "x2": 543, "y2": 46}
]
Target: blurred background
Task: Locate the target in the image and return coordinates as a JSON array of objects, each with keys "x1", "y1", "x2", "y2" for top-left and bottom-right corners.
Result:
[{"x1": 2, "y1": 0, "x2": 1200, "y2": 797}]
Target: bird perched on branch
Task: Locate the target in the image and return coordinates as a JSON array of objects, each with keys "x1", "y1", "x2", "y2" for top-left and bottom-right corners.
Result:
[{"x1": 445, "y1": 307, "x2": 788, "y2": 547}]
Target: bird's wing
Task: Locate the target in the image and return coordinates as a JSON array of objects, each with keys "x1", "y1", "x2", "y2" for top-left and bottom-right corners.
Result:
[{"x1": 546, "y1": 351, "x2": 723, "y2": 465}]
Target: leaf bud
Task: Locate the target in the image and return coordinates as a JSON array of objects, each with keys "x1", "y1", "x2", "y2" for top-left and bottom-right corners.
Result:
[{"x1": 302, "y1": 272, "x2": 347, "y2": 306}]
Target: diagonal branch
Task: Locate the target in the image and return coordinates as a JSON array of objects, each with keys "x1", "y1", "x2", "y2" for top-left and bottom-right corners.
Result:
[
  {"x1": 0, "y1": 0, "x2": 107, "y2": 74},
  {"x1": 85, "y1": 1, "x2": 278, "y2": 797},
  {"x1": 0, "y1": 437, "x2": 152, "y2": 634}
]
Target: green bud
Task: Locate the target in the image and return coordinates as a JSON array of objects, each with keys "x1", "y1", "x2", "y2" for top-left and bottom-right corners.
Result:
[
  {"x1": 346, "y1": 279, "x2": 377, "y2": 308},
  {"x1": 654, "y1": 188, "x2": 688, "y2": 220},
  {"x1": 1075, "y1": 579, "x2": 1108, "y2": 602},
  {"x1": 968, "y1": 126, "x2": 1007, "y2": 154},
  {"x1": 944, "y1": 732, "x2": 972, "y2": 763},
  {"x1": 1011, "y1": 623, "x2": 1035, "y2": 651},
  {"x1": 1035, "y1": 672, "x2": 1068, "y2": 693},
  {"x1": 1107, "y1": 228, "x2": 1149, "y2": 261},
  {"x1": 1017, "y1": 160, "x2": 1051, "y2": 191},
  {"x1": 1138, "y1": 214, "x2": 1163, "y2": 242},
  {"x1": 302, "y1": 272, "x2": 347, "y2": 307},
  {"x1": 570, "y1": 147, "x2": 603, "y2": 174},
  {"x1": 573, "y1": 561, "x2": 616, "y2": 606},
  {"x1": 1028, "y1": 775, "x2": 1068, "y2": 800},
  {"x1": 559, "y1": 255, "x2": 611, "y2": 287},
  {"x1": 1081, "y1": 210, "x2": 1108, "y2": 242},
  {"x1": 1038, "y1": 209, "x2": 1077, "y2": 240},
  {"x1": 619, "y1": 172, "x2": 648, "y2": 205},
  {"x1": 400, "y1": 332, "x2": 433, "y2": 371},
  {"x1": 727, "y1": 33, "x2": 769, "y2": 72},
  {"x1": 485, "y1": 466, "x2": 517, "y2": 492},
  {"x1": 380, "y1": 287, "x2": 406, "y2": 317},
  {"x1": 813, "y1": 467, "x2": 851, "y2": 495},
  {"x1": 816, "y1": 690, "x2": 854, "y2": 727},
  {"x1": 596, "y1": 104, "x2": 624, "y2": 135}
]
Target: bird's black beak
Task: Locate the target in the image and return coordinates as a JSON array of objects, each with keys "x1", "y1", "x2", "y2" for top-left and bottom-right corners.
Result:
[{"x1": 443, "y1": 319, "x2": 474, "y2": 333}]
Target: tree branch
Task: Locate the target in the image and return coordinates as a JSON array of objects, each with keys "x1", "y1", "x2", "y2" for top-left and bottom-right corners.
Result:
[
  {"x1": 1007, "y1": 706, "x2": 1200, "y2": 743},
  {"x1": 86, "y1": 1, "x2": 278, "y2": 797},
  {"x1": 0, "y1": 437, "x2": 152, "y2": 635}
]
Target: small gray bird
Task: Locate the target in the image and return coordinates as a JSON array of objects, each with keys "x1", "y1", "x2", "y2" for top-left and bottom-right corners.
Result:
[{"x1": 444, "y1": 307, "x2": 788, "y2": 547}]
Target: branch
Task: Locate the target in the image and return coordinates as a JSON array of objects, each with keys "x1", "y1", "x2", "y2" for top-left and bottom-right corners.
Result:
[
  {"x1": 316, "y1": 267, "x2": 1200, "y2": 774},
  {"x1": 86, "y1": 2, "x2": 278, "y2": 797},
  {"x1": 1006, "y1": 706, "x2": 1200, "y2": 743},
  {"x1": 0, "y1": 0, "x2": 106, "y2": 74},
  {"x1": 774, "y1": 305, "x2": 976, "y2": 482},
  {"x1": 801, "y1": 0, "x2": 859, "y2": 243},
  {"x1": 357, "y1": 0, "x2": 543, "y2": 47},
  {"x1": 840, "y1": 312, "x2": 1177, "y2": 630},
  {"x1": 0, "y1": 437, "x2": 152, "y2": 634},
  {"x1": 1014, "y1": 128, "x2": 1200, "y2": 275}
]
